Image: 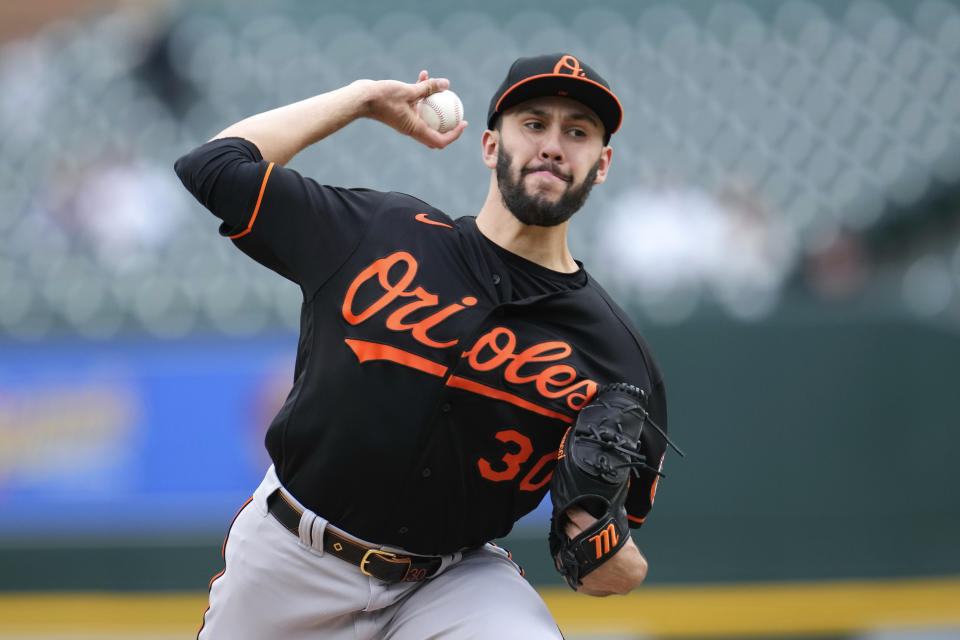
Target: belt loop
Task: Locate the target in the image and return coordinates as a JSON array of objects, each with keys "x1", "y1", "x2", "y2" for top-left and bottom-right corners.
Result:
[
  {"x1": 302, "y1": 511, "x2": 327, "y2": 555},
  {"x1": 253, "y1": 465, "x2": 283, "y2": 516}
]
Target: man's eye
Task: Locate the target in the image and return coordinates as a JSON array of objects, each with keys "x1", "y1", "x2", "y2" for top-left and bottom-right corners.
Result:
[
  {"x1": 568, "y1": 128, "x2": 586, "y2": 137},
  {"x1": 525, "y1": 121, "x2": 544, "y2": 130}
]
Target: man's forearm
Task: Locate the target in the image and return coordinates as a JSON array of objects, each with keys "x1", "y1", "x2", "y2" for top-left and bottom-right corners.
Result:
[
  {"x1": 212, "y1": 80, "x2": 375, "y2": 166},
  {"x1": 577, "y1": 540, "x2": 648, "y2": 597}
]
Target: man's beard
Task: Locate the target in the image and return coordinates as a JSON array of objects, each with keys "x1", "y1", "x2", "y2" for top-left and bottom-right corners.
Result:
[{"x1": 496, "y1": 146, "x2": 601, "y2": 227}]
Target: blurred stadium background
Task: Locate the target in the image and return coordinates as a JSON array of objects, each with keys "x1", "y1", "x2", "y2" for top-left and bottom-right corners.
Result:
[{"x1": 0, "y1": 0, "x2": 958, "y2": 638}]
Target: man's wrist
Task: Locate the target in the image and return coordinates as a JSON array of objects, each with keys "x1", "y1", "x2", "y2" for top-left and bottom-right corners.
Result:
[{"x1": 347, "y1": 79, "x2": 380, "y2": 120}]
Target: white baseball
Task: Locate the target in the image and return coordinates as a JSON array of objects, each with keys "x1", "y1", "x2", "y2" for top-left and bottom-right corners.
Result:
[{"x1": 418, "y1": 89, "x2": 463, "y2": 134}]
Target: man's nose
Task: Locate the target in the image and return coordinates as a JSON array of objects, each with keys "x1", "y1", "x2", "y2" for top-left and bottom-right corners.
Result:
[{"x1": 539, "y1": 127, "x2": 564, "y2": 162}]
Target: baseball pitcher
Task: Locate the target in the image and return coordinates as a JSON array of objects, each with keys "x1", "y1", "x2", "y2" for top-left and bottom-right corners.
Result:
[{"x1": 175, "y1": 52, "x2": 679, "y2": 639}]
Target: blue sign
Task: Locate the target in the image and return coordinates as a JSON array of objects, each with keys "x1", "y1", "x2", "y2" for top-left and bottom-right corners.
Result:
[{"x1": 0, "y1": 334, "x2": 297, "y2": 535}]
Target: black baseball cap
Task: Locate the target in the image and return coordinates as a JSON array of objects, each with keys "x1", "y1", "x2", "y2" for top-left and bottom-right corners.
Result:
[{"x1": 487, "y1": 53, "x2": 623, "y2": 144}]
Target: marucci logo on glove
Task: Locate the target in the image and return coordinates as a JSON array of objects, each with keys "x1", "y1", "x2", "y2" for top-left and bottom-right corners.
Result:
[{"x1": 588, "y1": 522, "x2": 619, "y2": 559}]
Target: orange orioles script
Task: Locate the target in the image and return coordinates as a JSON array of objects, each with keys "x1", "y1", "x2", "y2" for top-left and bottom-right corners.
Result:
[{"x1": 341, "y1": 251, "x2": 597, "y2": 414}]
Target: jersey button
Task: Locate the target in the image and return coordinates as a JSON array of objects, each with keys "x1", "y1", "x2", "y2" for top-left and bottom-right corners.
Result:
[
  {"x1": 491, "y1": 273, "x2": 501, "y2": 285},
  {"x1": 398, "y1": 526, "x2": 409, "y2": 535},
  {"x1": 441, "y1": 403, "x2": 451, "y2": 413},
  {"x1": 421, "y1": 467, "x2": 432, "y2": 478}
]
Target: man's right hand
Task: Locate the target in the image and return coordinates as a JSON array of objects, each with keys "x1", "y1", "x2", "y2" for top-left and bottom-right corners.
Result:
[
  {"x1": 212, "y1": 72, "x2": 467, "y2": 165},
  {"x1": 359, "y1": 71, "x2": 468, "y2": 149}
]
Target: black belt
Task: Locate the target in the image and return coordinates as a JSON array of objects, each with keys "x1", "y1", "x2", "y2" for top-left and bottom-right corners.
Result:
[{"x1": 266, "y1": 489, "x2": 442, "y2": 584}]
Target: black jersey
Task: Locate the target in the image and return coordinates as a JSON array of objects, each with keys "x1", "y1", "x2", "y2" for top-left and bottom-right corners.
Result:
[{"x1": 175, "y1": 138, "x2": 669, "y2": 555}]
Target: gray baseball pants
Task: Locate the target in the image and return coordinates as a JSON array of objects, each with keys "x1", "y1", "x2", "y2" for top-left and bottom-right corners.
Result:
[{"x1": 198, "y1": 466, "x2": 564, "y2": 639}]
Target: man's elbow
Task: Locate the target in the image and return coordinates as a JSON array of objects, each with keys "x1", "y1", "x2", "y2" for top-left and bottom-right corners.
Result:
[
  {"x1": 632, "y1": 553, "x2": 649, "y2": 587},
  {"x1": 615, "y1": 557, "x2": 647, "y2": 595},
  {"x1": 600, "y1": 553, "x2": 649, "y2": 597},
  {"x1": 621, "y1": 550, "x2": 649, "y2": 594}
]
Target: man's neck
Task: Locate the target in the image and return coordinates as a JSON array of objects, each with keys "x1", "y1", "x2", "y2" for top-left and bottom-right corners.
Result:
[
  {"x1": 474, "y1": 206, "x2": 578, "y2": 274},
  {"x1": 475, "y1": 175, "x2": 579, "y2": 273}
]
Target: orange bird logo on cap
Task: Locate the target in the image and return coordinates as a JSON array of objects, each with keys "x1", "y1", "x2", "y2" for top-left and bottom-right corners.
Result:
[{"x1": 553, "y1": 55, "x2": 586, "y2": 77}]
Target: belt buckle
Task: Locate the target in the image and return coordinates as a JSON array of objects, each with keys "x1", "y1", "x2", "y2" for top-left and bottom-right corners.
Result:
[{"x1": 360, "y1": 548, "x2": 406, "y2": 577}]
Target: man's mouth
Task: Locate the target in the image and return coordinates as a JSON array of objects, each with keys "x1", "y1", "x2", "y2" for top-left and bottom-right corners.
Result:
[{"x1": 523, "y1": 165, "x2": 571, "y2": 183}]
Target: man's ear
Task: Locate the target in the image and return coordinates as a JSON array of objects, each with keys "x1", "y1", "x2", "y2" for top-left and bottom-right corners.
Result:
[
  {"x1": 594, "y1": 146, "x2": 613, "y2": 184},
  {"x1": 481, "y1": 129, "x2": 499, "y2": 170}
]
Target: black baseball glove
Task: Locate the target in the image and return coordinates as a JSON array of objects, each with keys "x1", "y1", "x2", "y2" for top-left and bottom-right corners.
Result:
[{"x1": 548, "y1": 382, "x2": 664, "y2": 590}]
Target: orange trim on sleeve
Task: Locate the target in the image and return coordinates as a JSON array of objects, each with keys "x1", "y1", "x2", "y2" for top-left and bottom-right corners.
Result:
[
  {"x1": 344, "y1": 339, "x2": 449, "y2": 377},
  {"x1": 627, "y1": 514, "x2": 645, "y2": 524},
  {"x1": 445, "y1": 375, "x2": 574, "y2": 423},
  {"x1": 229, "y1": 162, "x2": 275, "y2": 239}
]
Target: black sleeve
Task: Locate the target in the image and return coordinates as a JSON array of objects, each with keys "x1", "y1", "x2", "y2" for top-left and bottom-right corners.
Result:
[
  {"x1": 585, "y1": 278, "x2": 672, "y2": 527},
  {"x1": 624, "y1": 373, "x2": 669, "y2": 528},
  {"x1": 174, "y1": 137, "x2": 383, "y2": 294}
]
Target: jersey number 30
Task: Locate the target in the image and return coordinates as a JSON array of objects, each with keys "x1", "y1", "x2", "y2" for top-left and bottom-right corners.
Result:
[{"x1": 477, "y1": 429, "x2": 556, "y2": 491}]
